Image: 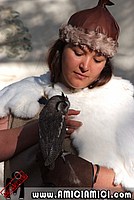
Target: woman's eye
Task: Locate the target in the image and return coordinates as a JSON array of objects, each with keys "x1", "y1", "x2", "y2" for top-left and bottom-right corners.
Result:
[
  {"x1": 74, "y1": 50, "x2": 83, "y2": 56},
  {"x1": 94, "y1": 59, "x2": 102, "y2": 63}
]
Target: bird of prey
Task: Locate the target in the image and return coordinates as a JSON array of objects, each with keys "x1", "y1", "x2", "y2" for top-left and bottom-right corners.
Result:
[{"x1": 38, "y1": 92, "x2": 70, "y2": 169}]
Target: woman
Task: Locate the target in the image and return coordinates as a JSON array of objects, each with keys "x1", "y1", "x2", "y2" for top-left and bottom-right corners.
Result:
[{"x1": 0, "y1": 0, "x2": 133, "y2": 194}]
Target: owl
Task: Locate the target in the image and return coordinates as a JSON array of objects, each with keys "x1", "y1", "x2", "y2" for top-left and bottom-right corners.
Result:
[{"x1": 38, "y1": 92, "x2": 70, "y2": 168}]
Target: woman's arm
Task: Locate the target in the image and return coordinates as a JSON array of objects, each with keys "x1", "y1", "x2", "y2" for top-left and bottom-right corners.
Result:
[
  {"x1": 93, "y1": 165, "x2": 123, "y2": 192},
  {"x1": 0, "y1": 111, "x2": 126, "y2": 192},
  {"x1": 0, "y1": 119, "x2": 39, "y2": 162},
  {"x1": 0, "y1": 109, "x2": 79, "y2": 162},
  {"x1": 39, "y1": 151, "x2": 124, "y2": 192}
]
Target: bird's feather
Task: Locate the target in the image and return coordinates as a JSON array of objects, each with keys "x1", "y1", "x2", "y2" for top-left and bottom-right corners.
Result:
[{"x1": 38, "y1": 93, "x2": 70, "y2": 168}]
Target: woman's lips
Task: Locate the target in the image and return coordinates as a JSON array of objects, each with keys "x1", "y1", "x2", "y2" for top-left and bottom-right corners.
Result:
[{"x1": 74, "y1": 72, "x2": 88, "y2": 80}]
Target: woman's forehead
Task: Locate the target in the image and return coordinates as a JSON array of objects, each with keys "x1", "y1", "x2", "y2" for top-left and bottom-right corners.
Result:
[{"x1": 66, "y1": 43, "x2": 106, "y2": 58}]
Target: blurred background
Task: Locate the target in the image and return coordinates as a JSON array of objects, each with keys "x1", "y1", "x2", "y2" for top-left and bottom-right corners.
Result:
[{"x1": 0, "y1": 0, "x2": 134, "y2": 89}]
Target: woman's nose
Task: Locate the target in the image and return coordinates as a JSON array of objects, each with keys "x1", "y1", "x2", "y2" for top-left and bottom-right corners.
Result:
[{"x1": 79, "y1": 63, "x2": 89, "y2": 73}]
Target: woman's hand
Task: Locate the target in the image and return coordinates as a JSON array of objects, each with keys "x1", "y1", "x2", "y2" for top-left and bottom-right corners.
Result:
[{"x1": 65, "y1": 109, "x2": 82, "y2": 135}]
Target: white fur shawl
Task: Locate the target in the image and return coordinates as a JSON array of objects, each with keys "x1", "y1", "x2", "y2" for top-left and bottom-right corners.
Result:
[{"x1": 0, "y1": 72, "x2": 134, "y2": 191}]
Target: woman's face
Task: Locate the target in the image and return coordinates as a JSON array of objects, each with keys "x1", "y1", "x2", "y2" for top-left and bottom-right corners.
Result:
[{"x1": 60, "y1": 44, "x2": 107, "y2": 89}]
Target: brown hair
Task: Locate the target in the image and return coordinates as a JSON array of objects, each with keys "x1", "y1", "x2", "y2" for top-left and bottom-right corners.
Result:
[{"x1": 47, "y1": 39, "x2": 113, "y2": 89}]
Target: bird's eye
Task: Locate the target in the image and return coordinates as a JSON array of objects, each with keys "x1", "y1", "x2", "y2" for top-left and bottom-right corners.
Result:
[
  {"x1": 57, "y1": 101, "x2": 66, "y2": 111},
  {"x1": 56, "y1": 101, "x2": 70, "y2": 114},
  {"x1": 56, "y1": 102, "x2": 62, "y2": 111}
]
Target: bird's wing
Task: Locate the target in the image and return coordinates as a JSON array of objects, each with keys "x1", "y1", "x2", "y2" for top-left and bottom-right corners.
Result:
[{"x1": 39, "y1": 110, "x2": 66, "y2": 166}]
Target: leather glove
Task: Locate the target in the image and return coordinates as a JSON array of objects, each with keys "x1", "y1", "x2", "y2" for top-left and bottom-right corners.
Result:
[{"x1": 38, "y1": 152, "x2": 94, "y2": 188}]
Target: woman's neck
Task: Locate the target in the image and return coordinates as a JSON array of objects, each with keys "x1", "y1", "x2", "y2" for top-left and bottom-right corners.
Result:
[{"x1": 59, "y1": 74, "x2": 82, "y2": 93}]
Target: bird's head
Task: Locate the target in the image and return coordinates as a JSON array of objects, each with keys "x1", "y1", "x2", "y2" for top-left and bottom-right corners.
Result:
[{"x1": 56, "y1": 92, "x2": 70, "y2": 115}]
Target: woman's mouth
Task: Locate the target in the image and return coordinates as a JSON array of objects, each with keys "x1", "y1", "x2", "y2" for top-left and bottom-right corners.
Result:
[{"x1": 74, "y1": 72, "x2": 88, "y2": 80}]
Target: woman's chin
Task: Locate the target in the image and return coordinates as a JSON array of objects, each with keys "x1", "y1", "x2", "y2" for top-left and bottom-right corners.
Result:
[
  {"x1": 62, "y1": 78, "x2": 89, "y2": 90},
  {"x1": 68, "y1": 83, "x2": 88, "y2": 90}
]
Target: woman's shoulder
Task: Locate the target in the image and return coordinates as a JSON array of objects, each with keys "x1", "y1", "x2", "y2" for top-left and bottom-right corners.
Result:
[
  {"x1": 104, "y1": 75, "x2": 134, "y2": 97},
  {"x1": 0, "y1": 72, "x2": 51, "y2": 119},
  {"x1": 0, "y1": 71, "x2": 51, "y2": 90}
]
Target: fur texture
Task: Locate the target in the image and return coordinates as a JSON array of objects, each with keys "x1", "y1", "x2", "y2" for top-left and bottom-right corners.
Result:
[
  {"x1": 44, "y1": 75, "x2": 134, "y2": 191},
  {"x1": 0, "y1": 72, "x2": 50, "y2": 118},
  {"x1": 0, "y1": 72, "x2": 134, "y2": 191},
  {"x1": 59, "y1": 24, "x2": 118, "y2": 57}
]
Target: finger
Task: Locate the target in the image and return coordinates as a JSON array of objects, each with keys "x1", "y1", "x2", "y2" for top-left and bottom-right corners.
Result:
[
  {"x1": 66, "y1": 119, "x2": 82, "y2": 128},
  {"x1": 66, "y1": 127, "x2": 76, "y2": 135},
  {"x1": 65, "y1": 119, "x2": 82, "y2": 135},
  {"x1": 67, "y1": 109, "x2": 80, "y2": 116}
]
